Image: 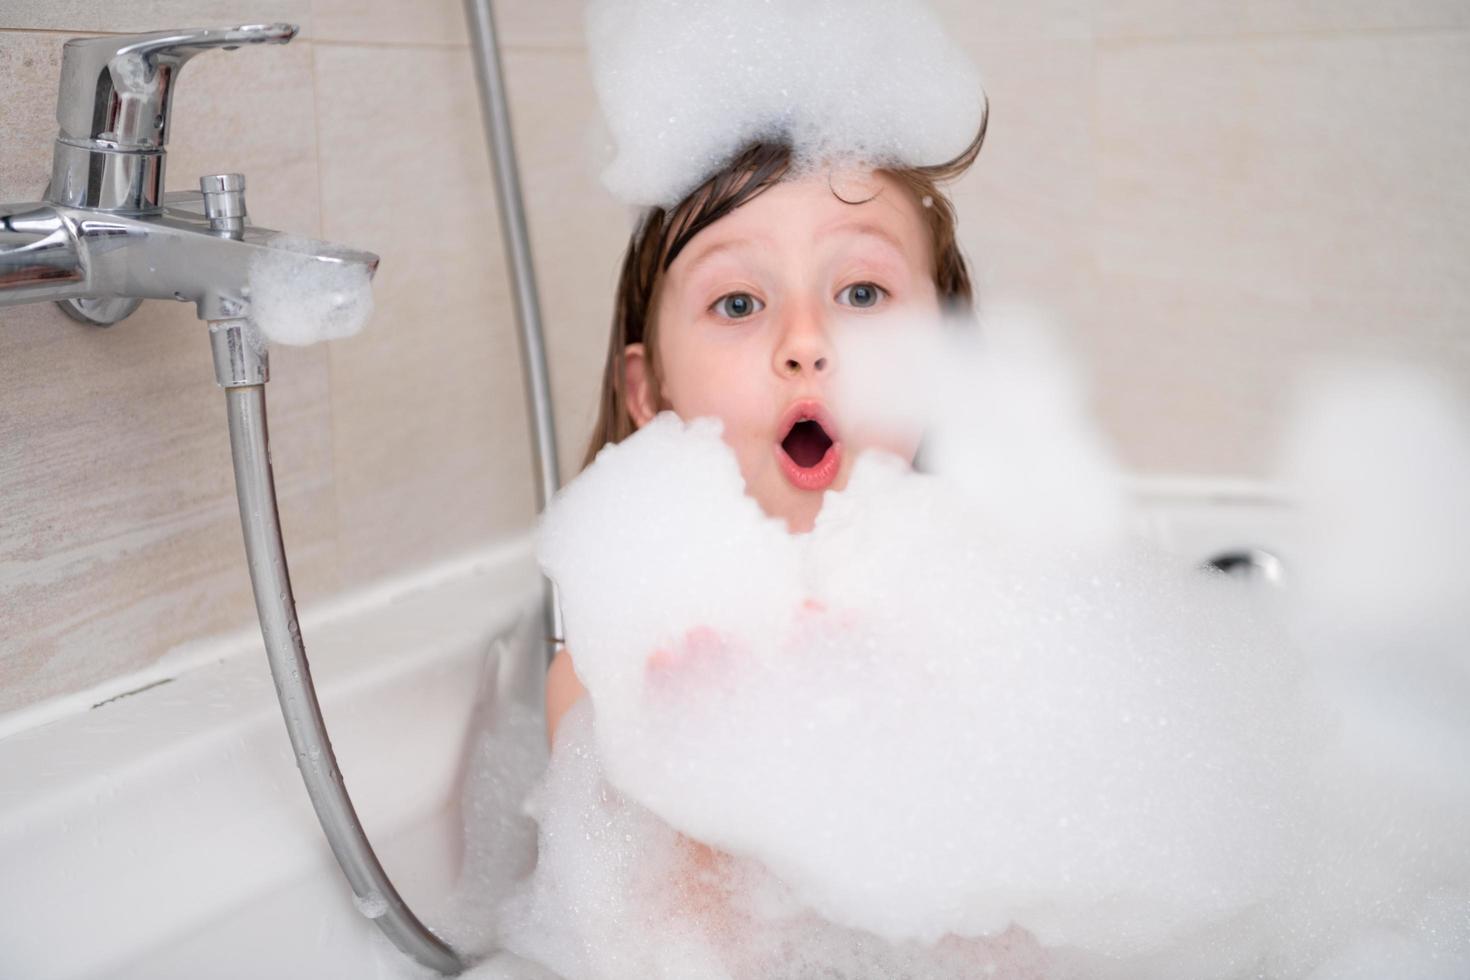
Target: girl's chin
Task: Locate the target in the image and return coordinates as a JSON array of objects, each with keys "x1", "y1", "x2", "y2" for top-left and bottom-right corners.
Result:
[
  {"x1": 744, "y1": 456, "x2": 852, "y2": 533},
  {"x1": 784, "y1": 512, "x2": 817, "y2": 535},
  {"x1": 763, "y1": 489, "x2": 826, "y2": 535}
]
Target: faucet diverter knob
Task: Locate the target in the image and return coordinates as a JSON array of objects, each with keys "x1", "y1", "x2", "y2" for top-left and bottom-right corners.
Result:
[
  {"x1": 49, "y1": 24, "x2": 298, "y2": 213},
  {"x1": 200, "y1": 173, "x2": 248, "y2": 238}
]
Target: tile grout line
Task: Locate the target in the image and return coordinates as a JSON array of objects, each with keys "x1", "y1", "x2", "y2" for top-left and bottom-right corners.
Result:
[
  {"x1": 305, "y1": 37, "x2": 585, "y2": 53},
  {"x1": 1097, "y1": 24, "x2": 1470, "y2": 48},
  {"x1": 0, "y1": 27, "x2": 584, "y2": 54},
  {"x1": 0, "y1": 19, "x2": 1465, "y2": 46}
]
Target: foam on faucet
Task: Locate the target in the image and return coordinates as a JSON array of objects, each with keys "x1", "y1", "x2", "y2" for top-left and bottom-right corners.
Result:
[{"x1": 246, "y1": 233, "x2": 374, "y2": 347}]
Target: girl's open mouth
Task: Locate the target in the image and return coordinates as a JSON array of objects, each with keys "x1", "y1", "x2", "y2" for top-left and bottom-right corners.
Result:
[{"x1": 775, "y1": 403, "x2": 842, "y2": 491}]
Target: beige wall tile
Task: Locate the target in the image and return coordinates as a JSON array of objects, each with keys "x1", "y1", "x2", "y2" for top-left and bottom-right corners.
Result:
[
  {"x1": 0, "y1": 32, "x2": 60, "y2": 204},
  {"x1": 0, "y1": 1, "x2": 311, "y2": 34},
  {"x1": 307, "y1": 0, "x2": 586, "y2": 48},
  {"x1": 0, "y1": 30, "x2": 334, "y2": 712},
  {"x1": 930, "y1": 0, "x2": 1090, "y2": 40},
  {"x1": 169, "y1": 42, "x2": 323, "y2": 233},
  {"x1": 494, "y1": 0, "x2": 587, "y2": 49},
  {"x1": 0, "y1": 307, "x2": 336, "y2": 713},
  {"x1": 1098, "y1": 0, "x2": 1470, "y2": 39},
  {"x1": 501, "y1": 47, "x2": 632, "y2": 478},
  {"x1": 946, "y1": 37, "x2": 1098, "y2": 326},
  {"x1": 307, "y1": 0, "x2": 465, "y2": 46},
  {"x1": 313, "y1": 43, "x2": 536, "y2": 588},
  {"x1": 1093, "y1": 32, "x2": 1470, "y2": 474}
]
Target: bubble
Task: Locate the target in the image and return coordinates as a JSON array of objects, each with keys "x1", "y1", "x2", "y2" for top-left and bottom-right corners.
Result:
[
  {"x1": 585, "y1": 0, "x2": 986, "y2": 207},
  {"x1": 246, "y1": 233, "x2": 374, "y2": 346},
  {"x1": 354, "y1": 891, "x2": 389, "y2": 919},
  {"x1": 508, "y1": 305, "x2": 1470, "y2": 978}
]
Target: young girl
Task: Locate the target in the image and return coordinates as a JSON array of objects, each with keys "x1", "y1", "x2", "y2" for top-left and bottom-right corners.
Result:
[{"x1": 545, "y1": 127, "x2": 986, "y2": 743}]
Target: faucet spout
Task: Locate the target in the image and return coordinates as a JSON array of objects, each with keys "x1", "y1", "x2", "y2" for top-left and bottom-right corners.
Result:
[{"x1": 0, "y1": 194, "x2": 379, "y2": 325}]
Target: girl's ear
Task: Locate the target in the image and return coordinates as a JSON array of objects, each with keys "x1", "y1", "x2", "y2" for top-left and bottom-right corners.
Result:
[{"x1": 623, "y1": 343, "x2": 659, "y2": 428}]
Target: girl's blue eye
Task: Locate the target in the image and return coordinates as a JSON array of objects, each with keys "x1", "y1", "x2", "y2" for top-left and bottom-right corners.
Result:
[
  {"x1": 713, "y1": 292, "x2": 763, "y2": 319},
  {"x1": 837, "y1": 282, "x2": 886, "y2": 309}
]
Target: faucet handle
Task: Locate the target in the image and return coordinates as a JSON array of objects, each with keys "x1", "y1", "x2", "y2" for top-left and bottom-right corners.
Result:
[
  {"x1": 49, "y1": 24, "x2": 298, "y2": 212},
  {"x1": 57, "y1": 24, "x2": 297, "y2": 149}
]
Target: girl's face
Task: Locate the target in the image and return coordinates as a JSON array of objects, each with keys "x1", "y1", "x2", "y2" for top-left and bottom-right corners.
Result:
[{"x1": 623, "y1": 171, "x2": 942, "y2": 533}]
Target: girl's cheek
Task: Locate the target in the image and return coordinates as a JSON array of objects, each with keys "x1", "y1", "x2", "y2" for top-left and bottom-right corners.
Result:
[{"x1": 853, "y1": 419, "x2": 924, "y2": 464}]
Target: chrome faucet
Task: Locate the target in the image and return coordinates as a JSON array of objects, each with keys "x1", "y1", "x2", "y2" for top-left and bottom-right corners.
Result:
[
  {"x1": 0, "y1": 24, "x2": 469, "y2": 975},
  {"x1": 0, "y1": 23, "x2": 378, "y2": 380}
]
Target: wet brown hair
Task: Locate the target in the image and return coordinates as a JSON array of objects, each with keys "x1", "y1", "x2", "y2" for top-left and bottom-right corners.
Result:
[{"x1": 582, "y1": 98, "x2": 989, "y2": 470}]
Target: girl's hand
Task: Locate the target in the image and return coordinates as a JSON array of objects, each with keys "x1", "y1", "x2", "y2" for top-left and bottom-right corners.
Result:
[{"x1": 644, "y1": 626, "x2": 737, "y2": 694}]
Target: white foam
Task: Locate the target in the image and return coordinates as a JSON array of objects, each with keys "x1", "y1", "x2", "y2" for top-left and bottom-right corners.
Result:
[
  {"x1": 1280, "y1": 363, "x2": 1470, "y2": 650},
  {"x1": 353, "y1": 891, "x2": 389, "y2": 919},
  {"x1": 510, "y1": 308, "x2": 1470, "y2": 978},
  {"x1": 498, "y1": 703, "x2": 1053, "y2": 979},
  {"x1": 584, "y1": 0, "x2": 986, "y2": 207},
  {"x1": 832, "y1": 305, "x2": 1127, "y2": 553},
  {"x1": 246, "y1": 233, "x2": 374, "y2": 347}
]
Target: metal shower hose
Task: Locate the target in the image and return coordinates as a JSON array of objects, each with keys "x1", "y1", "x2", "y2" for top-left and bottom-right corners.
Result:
[{"x1": 221, "y1": 0, "x2": 562, "y2": 973}]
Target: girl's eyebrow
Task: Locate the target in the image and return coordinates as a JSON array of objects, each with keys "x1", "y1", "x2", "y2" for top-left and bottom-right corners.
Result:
[
  {"x1": 680, "y1": 237, "x2": 765, "y2": 280},
  {"x1": 680, "y1": 222, "x2": 907, "y2": 281},
  {"x1": 818, "y1": 221, "x2": 908, "y2": 258}
]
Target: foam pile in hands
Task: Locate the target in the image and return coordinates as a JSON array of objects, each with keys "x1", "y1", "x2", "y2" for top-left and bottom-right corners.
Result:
[
  {"x1": 584, "y1": 0, "x2": 986, "y2": 207},
  {"x1": 499, "y1": 308, "x2": 1470, "y2": 979}
]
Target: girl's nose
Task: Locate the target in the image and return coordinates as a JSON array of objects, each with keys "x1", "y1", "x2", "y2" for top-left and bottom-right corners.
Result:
[{"x1": 773, "y1": 305, "x2": 833, "y2": 378}]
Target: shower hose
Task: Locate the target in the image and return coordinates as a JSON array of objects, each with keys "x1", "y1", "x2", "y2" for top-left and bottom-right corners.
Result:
[
  {"x1": 213, "y1": 317, "x2": 466, "y2": 975},
  {"x1": 210, "y1": 2, "x2": 560, "y2": 972}
]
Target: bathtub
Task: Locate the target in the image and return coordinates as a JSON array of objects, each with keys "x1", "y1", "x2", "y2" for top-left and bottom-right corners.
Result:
[
  {"x1": 0, "y1": 535, "x2": 549, "y2": 980},
  {"x1": 0, "y1": 482, "x2": 1292, "y2": 980}
]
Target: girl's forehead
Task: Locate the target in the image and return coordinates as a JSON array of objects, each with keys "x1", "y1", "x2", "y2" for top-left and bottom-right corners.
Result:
[{"x1": 671, "y1": 171, "x2": 930, "y2": 273}]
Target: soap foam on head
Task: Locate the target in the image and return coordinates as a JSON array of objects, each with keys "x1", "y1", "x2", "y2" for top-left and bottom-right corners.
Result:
[
  {"x1": 245, "y1": 233, "x2": 374, "y2": 348},
  {"x1": 585, "y1": 0, "x2": 986, "y2": 207},
  {"x1": 502, "y1": 305, "x2": 1470, "y2": 979}
]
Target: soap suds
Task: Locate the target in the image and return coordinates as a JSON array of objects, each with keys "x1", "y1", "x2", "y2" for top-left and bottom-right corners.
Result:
[
  {"x1": 246, "y1": 233, "x2": 374, "y2": 347},
  {"x1": 505, "y1": 307, "x2": 1470, "y2": 979},
  {"x1": 585, "y1": 0, "x2": 986, "y2": 207}
]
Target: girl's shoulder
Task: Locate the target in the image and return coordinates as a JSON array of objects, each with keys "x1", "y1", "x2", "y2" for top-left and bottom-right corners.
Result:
[{"x1": 545, "y1": 646, "x2": 587, "y2": 745}]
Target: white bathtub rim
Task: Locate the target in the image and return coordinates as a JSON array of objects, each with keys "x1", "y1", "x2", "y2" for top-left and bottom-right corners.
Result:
[
  {"x1": 0, "y1": 531, "x2": 540, "y2": 743},
  {"x1": 0, "y1": 530, "x2": 540, "y2": 834}
]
